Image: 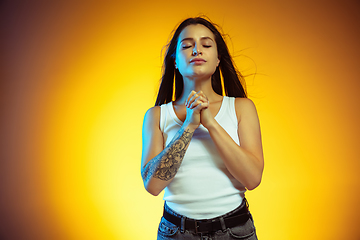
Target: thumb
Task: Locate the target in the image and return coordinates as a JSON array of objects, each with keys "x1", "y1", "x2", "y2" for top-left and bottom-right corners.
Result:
[{"x1": 193, "y1": 102, "x2": 207, "y2": 112}]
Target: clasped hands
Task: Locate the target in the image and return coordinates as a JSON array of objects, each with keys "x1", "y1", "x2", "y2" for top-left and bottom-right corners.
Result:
[{"x1": 184, "y1": 90, "x2": 215, "y2": 130}]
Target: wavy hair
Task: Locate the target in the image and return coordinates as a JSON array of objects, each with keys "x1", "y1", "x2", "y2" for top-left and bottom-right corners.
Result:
[{"x1": 155, "y1": 17, "x2": 247, "y2": 106}]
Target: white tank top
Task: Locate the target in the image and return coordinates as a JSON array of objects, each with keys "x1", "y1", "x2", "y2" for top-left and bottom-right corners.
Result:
[{"x1": 160, "y1": 96, "x2": 246, "y2": 219}]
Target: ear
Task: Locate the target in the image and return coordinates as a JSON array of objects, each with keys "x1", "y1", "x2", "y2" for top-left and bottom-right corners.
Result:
[
  {"x1": 216, "y1": 58, "x2": 220, "y2": 67},
  {"x1": 174, "y1": 59, "x2": 178, "y2": 69}
]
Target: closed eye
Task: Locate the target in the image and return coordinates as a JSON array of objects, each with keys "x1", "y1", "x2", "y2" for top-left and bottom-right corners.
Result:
[{"x1": 203, "y1": 45, "x2": 211, "y2": 48}]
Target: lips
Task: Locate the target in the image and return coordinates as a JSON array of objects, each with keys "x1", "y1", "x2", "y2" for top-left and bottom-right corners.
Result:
[{"x1": 190, "y1": 58, "x2": 206, "y2": 64}]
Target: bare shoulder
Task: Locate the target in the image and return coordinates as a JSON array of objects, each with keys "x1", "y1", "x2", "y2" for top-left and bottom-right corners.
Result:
[
  {"x1": 234, "y1": 98, "x2": 258, "y2": 123},
  {"x1": 144, "y1": 106, "x2": 161, "y2": 118},
  {"x1": 142, "y1": 105, "x2": 164, "y2": 168},
  {"x1": 143, "y1": 106, "x2": 161, "y2": 127},
  {"x1": 234, "y1": 97, "x2": 256, "y2": 107}
]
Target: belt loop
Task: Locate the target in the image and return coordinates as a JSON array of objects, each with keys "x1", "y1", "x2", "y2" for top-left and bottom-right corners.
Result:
[
  {"x1": 219, "y1": 217, "x2": 226, "y2": 232},
  {"x1": 180, "y1": 216, "x2": 186, "y2": 233},
  {"x1": 244, "y1": 198, "x2": 249, "y2": 209}
]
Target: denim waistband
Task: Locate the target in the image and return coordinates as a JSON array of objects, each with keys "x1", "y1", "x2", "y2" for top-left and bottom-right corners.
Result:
[
  {"x1": 163, "y1": 198, "x2": 250, "y2": 234},
  {"x1": 164, "y1": 198, "x2": 248, "y2": 221}
]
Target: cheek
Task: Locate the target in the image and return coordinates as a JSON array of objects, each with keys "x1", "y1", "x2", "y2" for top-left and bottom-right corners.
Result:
[
  {"x1": 176, "y1": 53, "x2": 188, "y2": 67},
  {"x1": 213, "y1": 51, "x2": 220, "y2": 66}
]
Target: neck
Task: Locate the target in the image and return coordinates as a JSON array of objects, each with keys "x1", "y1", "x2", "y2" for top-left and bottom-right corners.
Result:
[{"x1": 176, "y1": 76, "x2": 222, "y2": 104}]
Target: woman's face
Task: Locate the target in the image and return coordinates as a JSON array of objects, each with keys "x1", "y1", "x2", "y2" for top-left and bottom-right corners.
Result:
[{"x1": 175, "y1": 24, "x2": 220, "y2": 80}]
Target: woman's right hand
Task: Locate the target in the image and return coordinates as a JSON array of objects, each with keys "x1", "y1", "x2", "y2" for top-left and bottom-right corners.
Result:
[{"x1": 184, "y1": 90, "x2": 209, "y2": 130}]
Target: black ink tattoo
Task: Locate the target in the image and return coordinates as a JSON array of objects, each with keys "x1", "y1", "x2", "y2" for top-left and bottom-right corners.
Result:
[{"x1": 142, "y1": 128, "x2": 193, "y2": 183}]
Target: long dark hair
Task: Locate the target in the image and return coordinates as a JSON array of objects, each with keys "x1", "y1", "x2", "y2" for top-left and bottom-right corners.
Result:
[{"x1": 155, "y1": 17, "x2": 247, "y2": 106}]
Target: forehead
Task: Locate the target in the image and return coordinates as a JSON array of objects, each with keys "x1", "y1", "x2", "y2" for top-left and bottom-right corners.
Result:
[{"x1": 178, "y1": 24, "x2": 215, "y2": 42}]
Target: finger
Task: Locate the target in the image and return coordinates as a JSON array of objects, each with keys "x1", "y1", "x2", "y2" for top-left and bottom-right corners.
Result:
[
  {"x1": 201, "y1": 100, "x2": 209, "y2": 108},
  {"x1": 189, "y1": 96, "x2": 207, "y2": 109},
  {"x1": 186, "y1": 90, "x2": 197, "y2": 106},
  {"x1": 186, "y1": 90, "x2": 205, "y2": 106},
  {"x1": 197, "y1": 92, "x2": 209, "y2": 104},
  {"x1": 191, "y1": 91, "x2": 208, "y2": 106},
  {"x1": 187, "y1": 94, "x2": 199, "y2": 108},
  {"x1": 193, "y1": 101, "x2": 207, "y2": 111},
  {"x1": 196, "y1": 90, "x2": 206, "y2": 99},
  {"x1": 188, "y1": 91, "x2": 199, "y2": 105},
  {"x1": 188, "y1": 97, "x2": 200, "y2": 109}
]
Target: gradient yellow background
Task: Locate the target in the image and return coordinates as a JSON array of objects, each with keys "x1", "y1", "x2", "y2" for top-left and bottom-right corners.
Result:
[{"x1": 1, "y1": 1, "x2": 359, "y2": 239}]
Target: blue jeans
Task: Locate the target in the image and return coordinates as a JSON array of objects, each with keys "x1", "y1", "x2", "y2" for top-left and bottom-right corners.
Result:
[{"x1": 157, "y1": 200, "x2": 258, "y2": 240}]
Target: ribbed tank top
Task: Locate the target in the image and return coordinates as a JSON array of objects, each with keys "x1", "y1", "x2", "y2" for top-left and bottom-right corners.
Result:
[{"x1": 159, "y1": 96, "x2": 246, "y2": 219}]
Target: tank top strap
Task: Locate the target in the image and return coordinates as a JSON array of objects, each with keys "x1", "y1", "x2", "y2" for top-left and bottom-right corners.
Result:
[
  {"x1": 160, "y1": 102, "x2": 173, "y2": 132},
  {"x1": 228, "y1": 97, "x2": 238, "y2": 126},
  {"x1": 216, "y1": 96, "x2": 238, "y2": 127}
]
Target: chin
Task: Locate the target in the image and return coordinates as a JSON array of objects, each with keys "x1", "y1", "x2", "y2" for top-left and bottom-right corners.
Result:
[
  {"x1": 180, "y1": 68, "x2": 216, "y2": 80},
  {"x1": 189, "y1": 69, "x2": 215, "y2": 78},
  {"x1": 189, "y1": 73, "x2": 211, "y2": 80}
]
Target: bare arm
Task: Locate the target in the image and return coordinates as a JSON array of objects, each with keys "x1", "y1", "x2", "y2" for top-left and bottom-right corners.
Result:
[
  {"x1": 142, "y1": 128, "x2": 193, "y2": 181},
  {"x1": 141, "y1": 116, "x2": 194, "y2": 196},
  {"x1": 141, "y1": 97, "x2": 204, "y2": 196},
  {"x1": 200, "y1": 97, "x2": 264, "y2": 190}
]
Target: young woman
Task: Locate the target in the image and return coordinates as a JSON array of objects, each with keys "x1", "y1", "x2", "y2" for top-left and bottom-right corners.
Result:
[{"x1": 141, "y1": 17, "x2": 264, "y2": 240}]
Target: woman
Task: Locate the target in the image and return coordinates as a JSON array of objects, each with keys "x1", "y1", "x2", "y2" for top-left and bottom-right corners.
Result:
[{"x1": 141, "y1": 17, "x2": 264, "y2": 240}]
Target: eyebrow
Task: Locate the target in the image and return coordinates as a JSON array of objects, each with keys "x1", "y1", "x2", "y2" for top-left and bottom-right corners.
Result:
[{"x1": 180, "y1": 37, "x2": 214, "y2": 43}]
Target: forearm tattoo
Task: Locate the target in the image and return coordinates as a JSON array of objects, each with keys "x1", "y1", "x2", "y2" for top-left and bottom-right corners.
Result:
[{"x1": 142, "y1": 128, "x2": 193, "y2": 183}]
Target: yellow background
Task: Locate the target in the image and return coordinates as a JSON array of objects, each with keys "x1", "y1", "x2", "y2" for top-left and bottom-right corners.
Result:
[{"x1": 1, "y1": 1, "x2": 359, "y2": 239}]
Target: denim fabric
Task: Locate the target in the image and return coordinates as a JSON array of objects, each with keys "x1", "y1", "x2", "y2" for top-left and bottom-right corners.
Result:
[{"x1": 157, "y1": 200, "x2": 258, "y2": 240}]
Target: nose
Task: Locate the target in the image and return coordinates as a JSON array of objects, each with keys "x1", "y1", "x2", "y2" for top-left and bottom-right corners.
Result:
[
  {"x1": 192, "y1": 49, "x2": 202, "y2": 56},
  {"x1": 192, "y1": 44, "x2": 202, "y2": 56}
]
